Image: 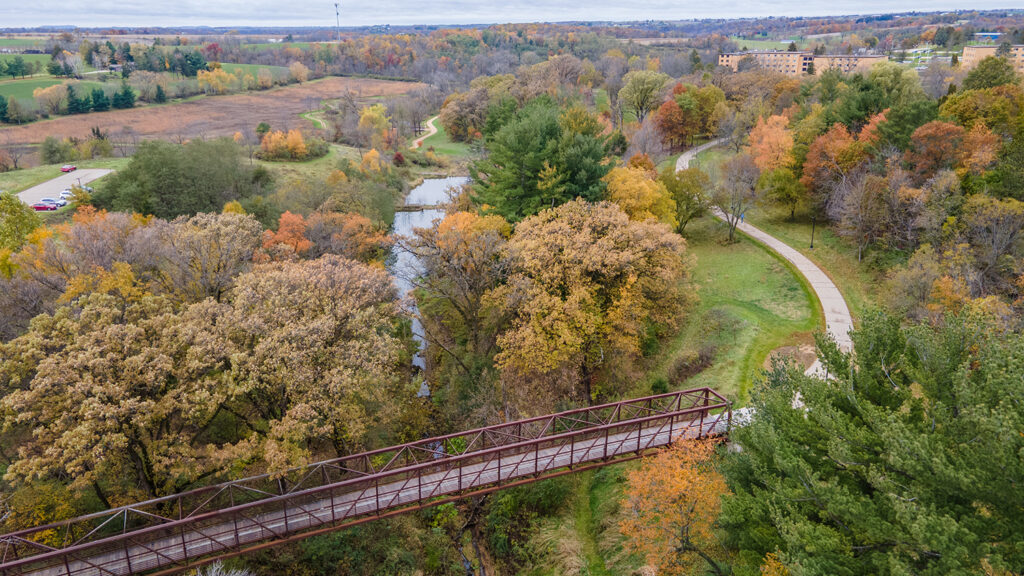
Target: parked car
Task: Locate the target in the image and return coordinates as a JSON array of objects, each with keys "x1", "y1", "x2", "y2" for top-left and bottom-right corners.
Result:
[
  {"x1": 32, "y1": 202, "x2": 58, "y2": 211},
  {"x1": 40, "y1": 197, "x2": 67, "y2": 207},
  {"x1": 59, "y1": 189, "x2": 74, "y2": 199},
  {"x1": 60, "y1": 165, "x2": 77, "y2": 173}
]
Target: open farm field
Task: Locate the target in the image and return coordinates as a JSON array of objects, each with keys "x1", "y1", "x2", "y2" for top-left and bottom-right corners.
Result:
[
  {"x1": 0, "y1": 78, "x2": 106, "y2": 102},
  {"x1": 0, "y1": 53, "x2": 52, "y2": 68},
  {"x1": 0, "y1": 76, "x2": 425, "y2": 147},
  {"x1": 219, "y1": 63, "x2": 290, "y2": 76}
]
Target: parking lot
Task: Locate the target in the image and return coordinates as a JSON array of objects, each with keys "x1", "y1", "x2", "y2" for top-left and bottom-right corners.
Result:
[{"x1": 16, "y1": 169, "x2": 113, "y2": 207}]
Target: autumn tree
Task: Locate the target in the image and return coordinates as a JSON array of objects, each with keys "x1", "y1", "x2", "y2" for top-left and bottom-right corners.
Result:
[
  {"x1": 490, "y1": 200, "x2": 692, "y2": 411},
  {"x1": 747, "y1": 115, "x2": 793, "y2": 172},
  {"x1": 0, "y1": 191, "x2": 40, "y2": 251},
  {"x1": 713, "y1": 153, "x2": 761, "y2": 242},
  {"x1": 288, "y1": 61, "x2": 310, "y2": 83},
  {"x1": 408, "y1": 211, "x2": 511, "y2": 410},
  {"x1": 903, "y1": 120, "x2": 965, "y2": 182},
  {"x1": 0, "y1": 255, "x2": 405, "y2": 509},
  {"x1": 263, "y1": 211, "x2": 313, "y2": 257},
  {"x1": 962, "y1": 194, "x2": 1024, "y2": 290},
  {"x1": 836, "y1": 171, "x2": 887, "y2": 260},
  {"x1": 800, "y1": 123, "x2": 867, "y2": 218},
  {"x1": 618, "y1": 70, "x2": 670, "y2": 123},
  {"x1": 660, "y1": 166, "x2": 711, "y2": 234},
  {"x1": 305, "y1": 211, "x2": 391, "y2": 262},
  {"x1": 603, "y1": 165, "x2": 677, "y2": 227},
  {"x1": 621, "y1": 438, "x2": 730, "y2": 576}
]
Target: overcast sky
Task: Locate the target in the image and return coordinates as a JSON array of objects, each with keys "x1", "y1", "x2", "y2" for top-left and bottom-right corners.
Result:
[{"x1": 1, "y1": 1, "x2": 1018, "y2": 28}]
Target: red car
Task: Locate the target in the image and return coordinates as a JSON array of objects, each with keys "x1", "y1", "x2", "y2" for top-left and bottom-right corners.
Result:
[
  {"x1": 32, "y1": 202, "x2": 58, "y2": 211},
  {"x1": 60, "y1": 164, "x2": 77, "y2": 173}
]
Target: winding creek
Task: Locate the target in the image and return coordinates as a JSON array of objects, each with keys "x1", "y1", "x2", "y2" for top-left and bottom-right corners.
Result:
[{"x1": 389, "y1": 176, "x2": 470, "y2": 393}]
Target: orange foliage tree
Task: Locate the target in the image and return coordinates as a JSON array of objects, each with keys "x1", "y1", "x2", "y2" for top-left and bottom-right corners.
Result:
[
  {"x1": 620, "y1": 438, "x2": 730, "y2": 576},
  {"x1": 903, "y1": 121, "x2": 965, "y2": 182},
  {"x1": 747, "y1": 115, "x2": 793, "y2": 172},
  {"x1": 263, "y1": 211, "x2": 312, "y2": 257}
]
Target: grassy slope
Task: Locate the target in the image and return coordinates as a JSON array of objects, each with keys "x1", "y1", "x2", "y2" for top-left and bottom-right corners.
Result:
[
  {"x1": 219, "y1": 63, "x2": 289, "y2": 76},
  {"x1": 418, "y1": 121, "x2": 473, "y2": 158},
  {"x1": 0, "y1": 157, "x2": 128, "y2": 194},
  {"x1": 639, "y1": 217, "x2": 820, "y2": 404},
  {"x1": 745, "y1": 205, "x2": 878, "y2": 321},
  {"x1": 730, "y1": 36, "x2": 805, "y2": 50}
]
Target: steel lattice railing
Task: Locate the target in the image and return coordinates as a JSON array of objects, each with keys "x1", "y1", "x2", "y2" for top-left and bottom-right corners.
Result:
[{"x1": 0, "y1": 387, "x2": 730, "y2": 576}]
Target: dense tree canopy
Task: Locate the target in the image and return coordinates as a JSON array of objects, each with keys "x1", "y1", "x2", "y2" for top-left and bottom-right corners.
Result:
[{"x1": 722, "y1": 312, "x2": 1024, "y2": 575}]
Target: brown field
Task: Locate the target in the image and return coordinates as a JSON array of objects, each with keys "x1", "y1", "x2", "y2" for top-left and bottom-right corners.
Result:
[{"x1": 0, "y1": 77, "x2": 424, "y2": 148}]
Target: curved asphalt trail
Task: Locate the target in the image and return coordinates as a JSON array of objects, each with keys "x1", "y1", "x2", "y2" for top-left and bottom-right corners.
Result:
[{"x1": 675, "y1": 140, "x2": 853, "y2": 377}]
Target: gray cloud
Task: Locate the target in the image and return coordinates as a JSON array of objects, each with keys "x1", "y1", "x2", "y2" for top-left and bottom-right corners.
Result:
[{"x1": 0, "y1": 0, "x2": 1016, "y2": 28}]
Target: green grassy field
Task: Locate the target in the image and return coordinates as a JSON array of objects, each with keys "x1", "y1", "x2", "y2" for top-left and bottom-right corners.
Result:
[
  {"x1": 0, "y1": 37, "x2": 47, "y2": 48},
  {"x1": 418, "y1": 120, "x2": 473, "y2": 158},
  {"x1": 638, "y1": 216, "x2": 822, "y2": 404},
  {"x1": 256, "y1": 144, "x2": 361, "y2": 182},
  {"x1": 0, "y1": 78, "x2": 107, "y2": 102},
  {"x1": 219, "y1": 63, "x2": 289, "y2": 76},
  {"x1": 0, "y1": 157, "x2": 128, "y2": 194},
  {"x1": 730, "y1": 36, "x2": 804, "y2": 50},
  {"x1": 242, "y1": 42, "x2": 313, "y2": 51},
  {"x1": 745, "y1": 205, "x2": 878, "y2": 321},
  {"x1": 0, "y1": 53, "x2": 53, "y2": 68}
]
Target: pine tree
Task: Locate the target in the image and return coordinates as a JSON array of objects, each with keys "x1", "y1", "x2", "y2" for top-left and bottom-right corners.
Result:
[
  {"x1": 65, "y1": 85, "x2": 90, "y2": 114},
  {"x1": 721, "y1": 312, "x2": 1024, "y2": 575},
  {"x1": 111, "y1": 82, "x2": 135, "y2": 109},
  {"x1": 154, "y1": 84, "x2": 166, "y2": 103},
  {"x1": 90, "y1": 88, "x2": 109, "y2": 112},
  {"x1": 0, "y1": 95, "x2": 7, "y2": 123}
]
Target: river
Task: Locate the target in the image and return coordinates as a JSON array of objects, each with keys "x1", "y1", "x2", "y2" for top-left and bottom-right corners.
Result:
[{"x1": 390, "y1": 176, "x2": 470, "y2": 395}]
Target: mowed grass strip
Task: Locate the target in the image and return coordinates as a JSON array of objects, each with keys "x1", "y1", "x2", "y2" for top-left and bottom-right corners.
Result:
[
  {"x1": 0, "y1": 78, "x2": 107, "y2": 102},
  {"x1": 641, "y1": 217, "x2": 820, "y2": 403}
]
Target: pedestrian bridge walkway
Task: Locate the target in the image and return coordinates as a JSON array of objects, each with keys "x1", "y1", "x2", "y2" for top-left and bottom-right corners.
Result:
[{"x1": 0, "y1": 388, "x2": 730, "y2": 576}]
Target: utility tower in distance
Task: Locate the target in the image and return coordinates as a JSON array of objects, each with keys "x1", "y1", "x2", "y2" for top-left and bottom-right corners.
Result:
[{"x1": 335, "y1": 2, "x2": 342, "y2": 42}]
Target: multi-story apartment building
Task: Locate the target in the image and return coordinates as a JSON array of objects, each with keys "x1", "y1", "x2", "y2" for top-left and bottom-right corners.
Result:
[
  {"x1": 718, "y1": 50, "x2": 886, "y2": 76},
  {"x1": 962, "y1": 45, "x2": 1024, "y2": 74}
]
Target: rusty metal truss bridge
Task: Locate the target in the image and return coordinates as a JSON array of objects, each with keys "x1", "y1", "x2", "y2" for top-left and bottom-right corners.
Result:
[{"x1": 0, "y1": 387, "x2": 730, "y2": 576}]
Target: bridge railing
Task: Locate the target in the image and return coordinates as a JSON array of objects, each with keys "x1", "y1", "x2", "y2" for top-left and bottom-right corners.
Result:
[{"x1": 0, "y1": 387, "x2": 730, "y2": 576}]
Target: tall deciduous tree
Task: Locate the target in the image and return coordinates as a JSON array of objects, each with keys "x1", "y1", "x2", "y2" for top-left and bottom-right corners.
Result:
[
  {"x1": 713, "y1": 153, "x2": 761, "y2": 242},
  {"x1": 747, "y1": 115, "x2": 794, "y2": 172},
  {"x1": 620, "y1": 438, "x2": 731, "y2": 576},
  {"x1": 490, "y1": 199, "x2": 692, "y2": 411},
  {"x1": 603, "y1": 165, "x2": 677, "y2": 227},
  {"x1": 660, "y1": 166, "x2": 711, "y2": 234},
  {"x1": 618, "y1": 70, "x2": 670, "y2": 123}
]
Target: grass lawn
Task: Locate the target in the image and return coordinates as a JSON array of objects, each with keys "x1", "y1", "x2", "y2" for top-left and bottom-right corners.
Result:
[
  {"x1": 0, "y1": 157, "x2": 128, "y2": 194},
  {"x1": 219, "y1": 63, "x2": 289, "y2": 76},
  {"x1": 256, "y1": 144, "x2": 361, "y2": 182},
  {"x1": 745, "y1": 204, "x2": 879, "y2": 321},
  {"x1": 638, "y1": 216, "x2": 822, "y2": 404},
  {"x1": 0, "y1": 37, "x2": 47, "y2": 48},
  {"x1": 0, "y1": 54, "x2": 53, "y2": 68},
  {"x1": 730, "y1": 36, "x2": 803, "y2": 50},
  {"x1": 419, "y1": 120, "x2": 473, "y2": 158},
  {"x1": 0, "y1": 77, "x2": 106, "y2": 102}
]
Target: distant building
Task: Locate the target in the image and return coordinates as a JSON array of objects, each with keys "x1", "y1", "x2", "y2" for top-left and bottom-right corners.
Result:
[
  {"x1": 962, "y1": 45, "x2": 1024, "y2": 73},
  {"x1": 973, "y1": 32, "x2": 1003, "y2": 42},
  {"x1": 718, "y1": 50, "x2": 886, "y2": 76}
]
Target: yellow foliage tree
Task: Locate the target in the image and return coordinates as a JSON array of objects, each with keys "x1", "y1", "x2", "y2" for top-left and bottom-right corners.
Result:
[
  {"x1": 620, "y1": 438, "x2": 730, "y2": 576},
  {"x1": 288, "y1": 61, "x2": 310, "y2": 83},
  {"x1": 360, "y1": 148, "x2": 384, "y2": 173},
  {"x1": 285, "y1": 130, "x2": 307, "y2": 159},
  {"x1": 604, "y1": 166, "x2": 677, "y2": 227}
]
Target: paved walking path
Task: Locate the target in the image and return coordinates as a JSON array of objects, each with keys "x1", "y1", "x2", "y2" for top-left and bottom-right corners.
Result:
[
  {"x1": 410, "y1": 115, "x2": 439, "y2": 149},
  {"x1": 676, "y1": 140, "x2": 853, "y2": 376}
]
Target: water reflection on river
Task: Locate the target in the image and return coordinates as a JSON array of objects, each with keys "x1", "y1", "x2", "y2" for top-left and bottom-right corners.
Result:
[{"x1": 389, "y1": 176, "x2": 470, "y2": 383}]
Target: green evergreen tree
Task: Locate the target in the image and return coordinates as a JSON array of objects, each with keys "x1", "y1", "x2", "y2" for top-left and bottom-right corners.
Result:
[
  {"x1": 0, "y1": 95, "x2": 7, "y2": 123},
  {"x1": 90, "y1": 88, "x2": 110, "y2": 112},
  {"x1": 65, "y1": 85, "x2": 90, "y2": 114},
  {"x1": 721, "y1": 312, "x2": 1024, "y2": 575},
  {"x1": 111, "y1": 82, "x2": 136, "y2": 109},
  {"x1": 154, "y1": 84, "x2": 166, "y2": 103}
]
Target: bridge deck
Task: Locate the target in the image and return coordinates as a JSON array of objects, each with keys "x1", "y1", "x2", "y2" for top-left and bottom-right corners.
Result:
[{"x1": 0, "y1": 389, "x2": 730, "y2": 576}]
